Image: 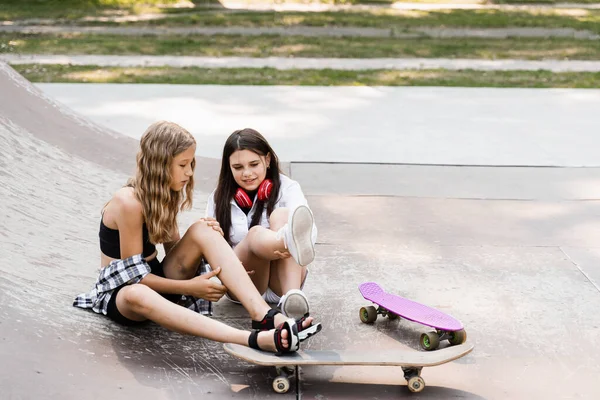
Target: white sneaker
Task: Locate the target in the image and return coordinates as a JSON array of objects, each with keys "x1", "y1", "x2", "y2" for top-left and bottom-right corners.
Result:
[
  {"x1": 276, "y1": 205, "x2": 315, "y2": 267},
  {"x1": 278, "y1": 289, "x2": 310, "y2": 319}
]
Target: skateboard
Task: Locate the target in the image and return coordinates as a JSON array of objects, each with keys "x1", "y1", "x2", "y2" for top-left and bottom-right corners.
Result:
[
  {"x1": 224, "y1": 342, "x2": 473, "y2": 394},
  {"x1": 359, "y1": 282, "x2": 467, "y2": 351}
]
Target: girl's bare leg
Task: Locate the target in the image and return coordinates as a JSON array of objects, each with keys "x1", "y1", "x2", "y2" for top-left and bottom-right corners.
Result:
[
  {"x1": 232, "y1": 207, "x2": 307, "y2": 297},
  {"x1": 265, "y1": 208, "x2": 307, "y2": 297},
  {"x1": 114, "y1": 284, "x2": 286, "y2": 351},
  {"x1": 268, "y1": 258, "x2": 307, "y2": 298},
  {"x1": 232, "y1": 232, "x2": 272, "y2": 295},
  {"x1": 160, "y1": 220, "x2": 303, "y2": 327}
]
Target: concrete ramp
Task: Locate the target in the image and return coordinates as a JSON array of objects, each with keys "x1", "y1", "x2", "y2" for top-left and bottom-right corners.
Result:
[
  {"x1": 0, "y1": 63, "x2": 137, "y2": 172},
  {"x1": 0, "y1": 63, "x2": 236, "y2": 399},
  {"x1": 2, "y1": 62, "x2": 600, "y2": 399}
]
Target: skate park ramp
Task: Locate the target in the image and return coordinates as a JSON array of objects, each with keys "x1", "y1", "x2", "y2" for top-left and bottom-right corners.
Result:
[{"x1": 2, "y1": 61, "x2": 600, "y2": 399}]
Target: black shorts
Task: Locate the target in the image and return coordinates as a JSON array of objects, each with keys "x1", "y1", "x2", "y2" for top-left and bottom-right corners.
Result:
[{"x1": 105, "y1": 257, "x2": 182, "y2": 326}]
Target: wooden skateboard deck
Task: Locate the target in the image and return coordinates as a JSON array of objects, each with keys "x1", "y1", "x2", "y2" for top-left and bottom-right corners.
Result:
[
  {"x1": 224, "y1": 342, "x2": 474, "y2": 394},
  {"x1": 359, "y1": 282, "x2": 467, "y2": 351}
]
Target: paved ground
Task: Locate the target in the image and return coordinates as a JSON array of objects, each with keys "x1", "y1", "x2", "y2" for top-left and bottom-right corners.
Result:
[
  {"x1": 2, "y1": 61, "x2": 600, "y2": 399},
  {"x1": 36, "y1": 83, "x2": 600, "y2": 167},
  {"x1": 6, "y1": 53, "x2": 600, "y2": 72}
]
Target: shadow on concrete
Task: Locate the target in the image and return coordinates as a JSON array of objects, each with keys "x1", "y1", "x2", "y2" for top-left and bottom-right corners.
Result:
[{"x1": 302, "y1": 381, "x2": 486, "y2": 400}]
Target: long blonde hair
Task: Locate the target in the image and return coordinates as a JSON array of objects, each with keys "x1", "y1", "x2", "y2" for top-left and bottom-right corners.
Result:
[{"x1": 128, "y1": 121, "x2": 196, "y2": 244}]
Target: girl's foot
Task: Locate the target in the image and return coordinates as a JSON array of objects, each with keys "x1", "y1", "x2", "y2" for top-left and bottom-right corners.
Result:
[
  {"x1": 249, "y1": 318, "x2": 300, "y2": 355},
  {"x1": 252, "y1": 309, "x2": 322, "y2": 343},
  {"x1": 275, "y1": 205, "x2": 315, "y2": 267},
  {"x1": 278, "y1": 289, "x2": 309, "y2": 319}
]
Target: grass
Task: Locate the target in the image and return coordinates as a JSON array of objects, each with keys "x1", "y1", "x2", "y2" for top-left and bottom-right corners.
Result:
[
  {"x1": 3, "y1": 33, "x2": 600, "y2": 60},
  {"x1": 3, "y1": 0, "x2": 600, "y2": 21},
  {"x1": 106, "y1": 9, "x2": 600, "y2": 35},
  {"x1": 0, "y1": 0, "x2": 186, "y2": 20},
  {"x1": 4, "y1": 3, "x2": 600, "y2": 36},
  {"x1": 12, "y1": 63, "x2": 600, "y2": 88},
  {"x1": 490, "y1": 0, "x2": 600, "y2": 4}
]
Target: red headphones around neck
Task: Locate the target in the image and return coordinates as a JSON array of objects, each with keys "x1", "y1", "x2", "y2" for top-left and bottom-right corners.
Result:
[{"x1": 234, "y1": 179, "x2": 273, "y2": 209}]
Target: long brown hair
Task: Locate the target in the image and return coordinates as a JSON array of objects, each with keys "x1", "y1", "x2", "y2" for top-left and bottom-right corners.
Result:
[
  {"x1": 214, "y1": 128, "x2": 281, "y2": 244},
  {"x1": 128, "y1": 121, "x2": 195, "y2": 244}
]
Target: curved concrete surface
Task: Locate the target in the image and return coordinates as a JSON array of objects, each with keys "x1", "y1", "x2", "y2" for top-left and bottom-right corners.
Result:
[{"x1": 2, "y1": 62, "x2": 600, "y2": 399}]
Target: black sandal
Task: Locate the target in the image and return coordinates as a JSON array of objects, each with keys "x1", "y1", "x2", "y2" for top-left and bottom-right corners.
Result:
[
  {"x1": 294, "y1": 315, "x2": 322, "y2": 342},
  {"x1": 253, "y1": 309, "x2": 322, "y2": 342},
  {"x1": 248, "y1": 318, "x2": 300, "y2": 356},
  {"x1": 251, "y1": 308, "x2": 281, "y2": 331}
]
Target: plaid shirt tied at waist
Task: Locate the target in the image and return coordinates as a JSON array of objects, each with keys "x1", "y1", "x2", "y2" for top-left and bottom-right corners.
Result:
[{"x1": 73, "y1": 254, "x2": 212, "y2": 316}]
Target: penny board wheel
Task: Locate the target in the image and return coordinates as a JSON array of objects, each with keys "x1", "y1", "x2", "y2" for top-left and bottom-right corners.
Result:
[
  {"x1": 359, "y1": 306, "x2": 378, "y2": 323},
  {"x1": 420, "y1": 331, "x2": 440, "y2": 351},
  {"x1": 448, "y1": 329, "x2": 467, "y2": 345}
]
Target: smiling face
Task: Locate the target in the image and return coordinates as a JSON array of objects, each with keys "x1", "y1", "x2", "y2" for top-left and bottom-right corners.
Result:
[
  {"x1": 229, "y1": 149, "x2": 271, "y2": 192},
  {"x1": 169, "y1": 144, "x2": 196, "y2": 191}
]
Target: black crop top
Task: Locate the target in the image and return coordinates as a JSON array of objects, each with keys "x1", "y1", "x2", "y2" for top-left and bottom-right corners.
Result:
[{"x1": 99, "y1": 217, "x2": 156, "y2": 259}]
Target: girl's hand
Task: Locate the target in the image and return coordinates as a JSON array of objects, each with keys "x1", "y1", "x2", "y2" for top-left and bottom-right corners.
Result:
[
  {"x1": 274, "y1": 250, "x2": 291, "y2": 259},
  {"x1": 185, "y1": 267, "x2": 227, "y2": 302},
  {"x1": 200, "y1": 217, "x2": 224, "y2": 236}
]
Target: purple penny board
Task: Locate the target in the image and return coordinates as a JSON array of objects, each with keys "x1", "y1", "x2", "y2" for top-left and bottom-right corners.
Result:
[{"x1": 359, "y1": 282, "x2": 463, "y2": 332}]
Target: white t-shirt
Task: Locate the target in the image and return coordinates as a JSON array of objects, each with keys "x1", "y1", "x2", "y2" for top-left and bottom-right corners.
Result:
[{"x1": 205, "y1": 174, "x2": 318, "y2": 248}]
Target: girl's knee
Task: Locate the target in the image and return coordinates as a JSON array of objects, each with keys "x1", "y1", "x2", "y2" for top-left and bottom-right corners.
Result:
[
  {"x1": 243, "y1": 225, "x2": 265, "y2": 249},
  {"x1": 120, "y1": 284, "x2": 154, "y2": 314},
  {"x1": 247, "y1": 225, "x2": 263, "y2": 238},
  {"x1": 188, "y1": 220, "x2": 218, "y2": 243},
  {"x1": 269, "y1": 208, "x2": 289, "y2": 229}
]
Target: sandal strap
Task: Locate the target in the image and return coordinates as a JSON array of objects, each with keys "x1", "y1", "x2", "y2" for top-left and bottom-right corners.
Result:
[
  {"x1": 297, "y1": 322, "x2": 322, "y2": 342},
  {"x1": 248, "y1": 330, "x2": 260, "y2": 350},
  {"x1": 295, "y1": 315, "x2": 308, "y2": 330},
  {"x1": 252, "y1": 308, "x2": 281, "y2": 331},
  {"x1": 248, "y1": 318, "x2": 301, "y2": 355},
  {"x1": 294, "y1": 315, "x2": 322, "y2": 342}
]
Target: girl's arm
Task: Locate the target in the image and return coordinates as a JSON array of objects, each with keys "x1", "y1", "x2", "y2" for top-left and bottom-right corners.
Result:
[
  {"x1": 280, "y1": 182, "x2": 310, "y2": 212},
  {"x1": 113, "y1": 191, "x2": 145, "y2": 260},
  {"x1": 138, "y1": 270, "x2": 205, "y2": 297},
  {"x1": 202, "y1": 191, "x2": 224, "y2": 236},
  {"x1": 205, "y1": 191, "x2": 216, "y2": 218}
]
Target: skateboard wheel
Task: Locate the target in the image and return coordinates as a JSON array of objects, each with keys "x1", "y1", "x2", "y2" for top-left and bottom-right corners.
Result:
[
  {"x1": 387, "y1": 312, "x2": 399, "y2": 321},
  {"x1": 420, "y1": 331, "x2": 440, "y2": 351},
  {"x1": 272, "y1": 376, "x2": 290, "y2": 394},
  {"x1": 359, "y1": 306, "x2": 377, "y2": 323},
  {"x1": 448, "y1": 329, "x2": 467, "y2": 345},
  {"x1": 407, "y1": 376, "x2": 425, "y2": 393}
]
